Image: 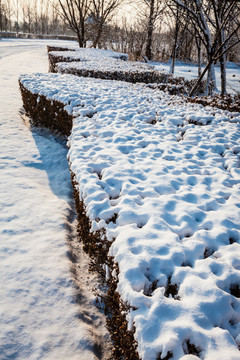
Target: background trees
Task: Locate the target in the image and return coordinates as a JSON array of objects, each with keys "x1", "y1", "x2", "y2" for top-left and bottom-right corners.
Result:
[
  {"x1": 134, "y1": 0, "x2": 164, "y2": 60},
  {"x1": 0, "y1": 0, "x2": 13, "y2": 31},
  {"x1": 57, "y1": 0, "x2": 90, "y2": 47},
  {"x1": 1, "y1": 0, "x2": 239, "y2": 96},
  {"x1": 89, "y1": 0, "x2": 125, "y2": 48},
  {"x1": 55, "y1": 0, "x2": 125, "y2": 48},
  {"x1": 169, "y1": 0, "x2": 240, "y2": 94}
]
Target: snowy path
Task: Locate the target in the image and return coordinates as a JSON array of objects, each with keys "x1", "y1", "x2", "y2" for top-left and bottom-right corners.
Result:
[{"x1": 0, "y1": 40, "x2": 111, "y2": 360}]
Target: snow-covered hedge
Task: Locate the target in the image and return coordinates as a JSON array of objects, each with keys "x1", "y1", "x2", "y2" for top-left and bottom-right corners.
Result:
[
  {"x1": 47, "y1": 45, "x2": 78, "y2": 53},
  {"x1": 19, "y1": 73, "x2": 240, "y2": 360},
  {"x1": 48, "y1": 49, "x2": 205, "y2": 95},
  {"x1": 19, "y1": 81, "x2": 72, "y2": 135},
  {"x1": 48, "y1": 48, "x2": 128, "y2": 72},
  {"x1": 189, "y1": 94, "x2": 240, "y2": 113}
]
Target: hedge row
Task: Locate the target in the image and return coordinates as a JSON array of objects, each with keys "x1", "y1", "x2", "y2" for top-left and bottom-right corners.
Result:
[
  {"x1": 48, "y1": 50, "x2": 207, "y2": 96},
  {"x1": 19, "y1": 80, "x2": 140, "y2": 360},
  {"x1": 48, "y1": 53, "x2": 82, "y2": 72},
  {"x1": 19, "y1": 82, "x2": 73, "y2": 136},
  {"x1": 188, "y1": 93, "x2": 240, "y2": 113}
]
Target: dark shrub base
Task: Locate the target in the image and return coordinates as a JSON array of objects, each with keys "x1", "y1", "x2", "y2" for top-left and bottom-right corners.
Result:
[
  {"x1": 71, "y1": 175, "x2": 140, "y2": 360},
  {"x1": 188, "y1": 93, "x2": 240, "y2": 112}
]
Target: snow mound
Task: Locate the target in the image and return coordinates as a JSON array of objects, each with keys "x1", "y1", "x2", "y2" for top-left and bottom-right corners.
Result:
[{"x1": 19, "y1": 73, "x2": 240, "y2": 360}]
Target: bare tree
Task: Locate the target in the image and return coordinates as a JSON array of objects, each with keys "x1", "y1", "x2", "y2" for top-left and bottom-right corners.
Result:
[
  {"x1": 0, "y1": 0, "x2": 3, "y2": 31},
  {"x1": 133, "y1": 0, "x2": 164, "y2": 60},
  {"x1": 144, "y1": 0, "x2": 164, "y2": 60},
  {"x1": 49, "y1": 2, "x2": 61, "y2": 35},
  {"x1": 169, "y1": 0, "x2": 240, "y2": 95},
  {"x1": 25, "y1": 1, "x2": 33, "y2": 34},
  {"x1": 211, "y1": 0, "x2": 240, "y2": 95},
  {"x1": 57, "y1": 0, "x2": 91, "y2": 47},
  {"x1": 4, "y1": 0, "x2": 13, "y2": 31},
  {"x1": 89, "y1": 0, "x2": 125, "y2": 48},
  {"x1": 167, "y1": 2, "x2": 180, "y2": 74}
]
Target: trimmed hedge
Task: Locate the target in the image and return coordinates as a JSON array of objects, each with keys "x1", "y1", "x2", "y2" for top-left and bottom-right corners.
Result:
[
  {"x1": 47, "y1": 45, "x2": 76, "y2": 53},
  {"x1": 48, "y1": 53, "x2": 83, "y2": 73},
  {"x1": 19, "y1": 80, "x2": 140, "y2": 359},
  {"x1": 48, "y1": 51, "x2": 205, "y2": 96},
  {"x1": 19, "y1": 82, "x2": 73, "y2": 136},
  {"x1": 188, "y1": 93, "x2": 240, "y2": 112}
]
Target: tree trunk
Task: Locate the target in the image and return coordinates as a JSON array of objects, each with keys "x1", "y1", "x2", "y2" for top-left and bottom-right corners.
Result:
[
  {"x1": 205, "y1": 41, "x2": 217, "y2": 95},
  {"x1": 196, "y1": 37, "x2": 202, "y2": 77},
  {"x1": 206, "y1": 62, "x2": 217, "y2": 95},
  {"x1": 219, "y1": 28, "x2": 227, "y2": 96},
  {"x1": 77, "y1": 29, "x2": 84, "y2": 47},
  {"x1": 170, "y1": 4, "x2": 179, "y2": 75},
  {"x1": 145, "y1": 0, "x2": 154, "y2": 61},
  {"x1": 93, "y1": 23, "x2": 103, "y2": 48},
  {"x1": 189, "y1": 55, "x2": 215, "y2": 97}
]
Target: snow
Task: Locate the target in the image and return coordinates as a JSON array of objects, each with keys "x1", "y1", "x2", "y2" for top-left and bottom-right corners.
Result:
[
  {"x1": 19, "y1": 67, "x2": 240, "y2": 360},
  {"x1": 52, "y1": 49, "x2": 154, "y2": 75},
  {"x1": 153, "y1": 60, "x2": 240, "y2": 94},
  {"x1": 0, "y1": 39, "x2": 111, "y2": 360},
  {"x1": 49, "y1": 47, "x2": 128, "y2": 61}
]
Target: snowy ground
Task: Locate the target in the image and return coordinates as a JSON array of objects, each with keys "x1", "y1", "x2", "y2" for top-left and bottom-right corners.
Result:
[
  {"x1": 0, "y1": 39, "x2": 112, "y2": 360},
  {"x1": 20, "y1": 67, "x2": 240, "y2": 360},
  {"x1": 153, "y1": 60, "x2": 240, "y2": 95}
]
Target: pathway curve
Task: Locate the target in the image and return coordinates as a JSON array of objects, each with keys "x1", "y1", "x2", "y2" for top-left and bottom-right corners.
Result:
[{"x1": 0, "y1": 39, "x2": 112, "y2": 360}]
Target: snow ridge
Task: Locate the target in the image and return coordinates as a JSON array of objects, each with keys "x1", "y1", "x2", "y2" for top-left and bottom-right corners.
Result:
[{"x1": 19, "y1": 72, "x2": 240, "y2": 360}]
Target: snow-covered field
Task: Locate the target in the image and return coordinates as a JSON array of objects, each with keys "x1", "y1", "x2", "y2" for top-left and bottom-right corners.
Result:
[
  {"x1": 153, "y1": 60, "x2": 240, "y2": 95},
  {"x1": 20, "y1": 66, "x2": 240, "y2": 360},
  {"x1": 0, "y1": 39, "x2": 111, "y2": 360}
]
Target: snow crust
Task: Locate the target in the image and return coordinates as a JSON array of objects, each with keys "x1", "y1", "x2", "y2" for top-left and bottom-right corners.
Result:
[{"x1": 20, "y1": 71, "x2": 240, "y2": 360}]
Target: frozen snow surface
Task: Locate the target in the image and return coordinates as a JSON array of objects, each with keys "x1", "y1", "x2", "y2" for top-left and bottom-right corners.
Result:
[
  {"x1": 20, "y1": 68, "x2": 240, "y2": 360},
  {"x1": 0, "y1": 39, "x2": 112, "y2": 360}
]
